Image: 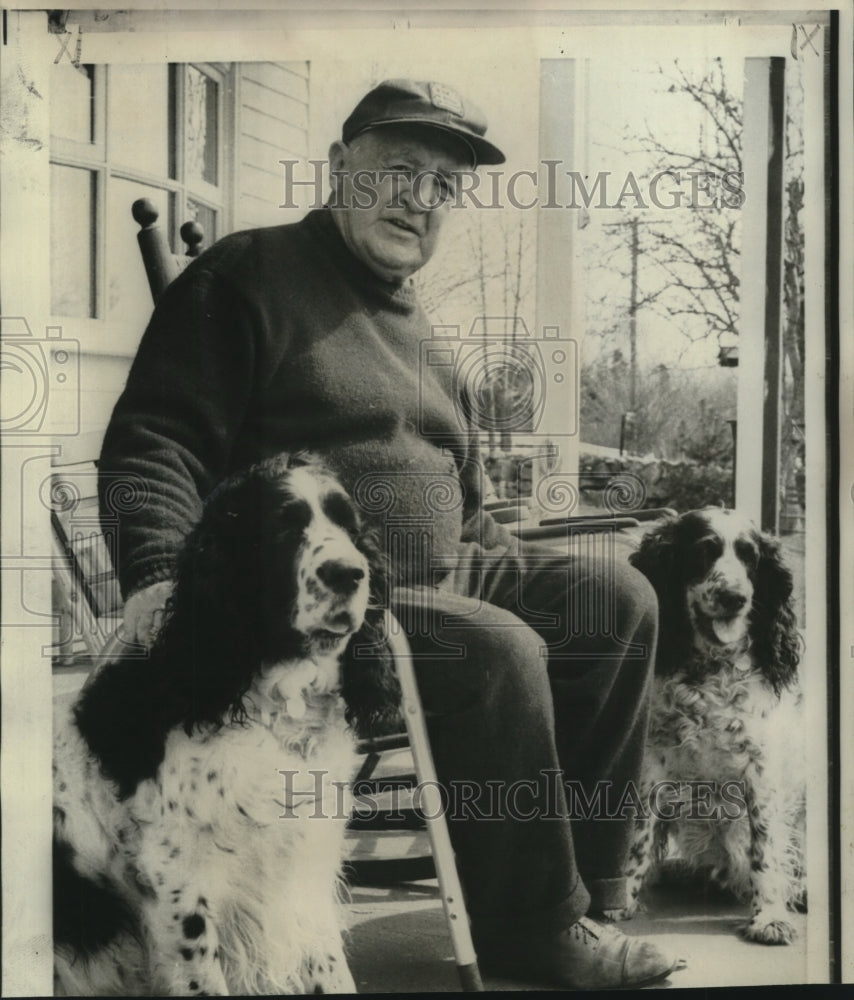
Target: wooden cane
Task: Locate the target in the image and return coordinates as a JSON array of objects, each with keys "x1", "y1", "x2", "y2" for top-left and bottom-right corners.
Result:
[{"x1": 384, "y1": 611, "x2": 484, "y2": 992}]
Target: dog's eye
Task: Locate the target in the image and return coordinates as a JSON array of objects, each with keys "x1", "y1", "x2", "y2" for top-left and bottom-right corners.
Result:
[
  {"x1": 277, "y1": 498, "x2": 312, "y2": 532},
  {"x1": 690, "y1": 535, "x2": 723, "y2": 576},
  {"x1": 734, "y1": 538, "x2": 759, "y2": 570},
  {"x1": 697, "y1": 537, "x2": 721, "y2": 558},
  {"x1": 322, "y1": 492, "x2": 360, "y2": 535}
]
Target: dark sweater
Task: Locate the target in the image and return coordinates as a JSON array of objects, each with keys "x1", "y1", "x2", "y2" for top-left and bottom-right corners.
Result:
[{"x1": 99, "y1": 208, "x2": 510, "y2": 595}]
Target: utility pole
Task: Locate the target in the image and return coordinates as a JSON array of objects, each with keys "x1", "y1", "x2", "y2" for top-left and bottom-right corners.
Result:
[
  {"x1": 600, "y1": 215, "x2": 674, "y2": 456},
  {"x1": 601, "y1": 216, "x2": 675, "y2": 410},
  {"x1": 628, "y1": 216, "x2": 639, "y2": 410}
]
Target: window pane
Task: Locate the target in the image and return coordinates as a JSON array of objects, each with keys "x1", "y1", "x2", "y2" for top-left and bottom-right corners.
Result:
[
  {"x1": 50, "y1": 64, "x2": 95, "y2": 144},
  {"x1": 185, "y1": 198, "x2": 216, "y2": 246},
  {"x1": 107, "y1": 178, "x2": 171, "y2": 324},
  {"x1": 50, "y1": 165, "x2": 95, "y2": 317},
  {"x1": 186, "y1": 67, "x2": 218, "y2": 186},
  {"x1": 107, "y1": 65, "x2": 172, "y2": 177}
]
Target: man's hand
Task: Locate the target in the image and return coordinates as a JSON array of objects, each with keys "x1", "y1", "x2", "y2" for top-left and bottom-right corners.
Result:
[{"x1": 120, "y1": 581, "x2": 174, "y2": 648}]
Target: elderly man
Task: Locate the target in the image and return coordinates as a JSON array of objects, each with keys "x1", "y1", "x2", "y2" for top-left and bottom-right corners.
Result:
[{"x1": 100, "y1": 79, "x2": 683, "y2": 989}]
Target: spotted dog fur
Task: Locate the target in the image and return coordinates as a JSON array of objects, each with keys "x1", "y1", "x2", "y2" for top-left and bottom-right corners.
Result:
[
  {"x1": 53, "y1": 454, "x2": 399, "y2": 994},
  {"x1": 614, "y1": 508, "x2": 805, "y2": 944}
]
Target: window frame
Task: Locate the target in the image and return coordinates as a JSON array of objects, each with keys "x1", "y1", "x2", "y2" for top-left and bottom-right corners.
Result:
[{"x1": 48, "y1": 60, "x2": 235, "y2": 355}]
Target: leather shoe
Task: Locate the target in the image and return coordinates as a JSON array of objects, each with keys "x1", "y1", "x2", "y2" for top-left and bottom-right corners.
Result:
[{"x1": 478, "y1": 916, "x2": 685, "y2": 990}]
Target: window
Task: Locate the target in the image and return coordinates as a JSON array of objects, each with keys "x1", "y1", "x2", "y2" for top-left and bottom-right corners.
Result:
[{"x1": 49, "y1": 62, "x2": 229, "y2": 332}]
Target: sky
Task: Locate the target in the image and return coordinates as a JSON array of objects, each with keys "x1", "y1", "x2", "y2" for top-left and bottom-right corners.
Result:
[
  {"x1": 303, "y1": 31, "x2": 803, "y2": 381},
  {"x1": 579, "y1": 56, "x2": 746, "y2": 372}
]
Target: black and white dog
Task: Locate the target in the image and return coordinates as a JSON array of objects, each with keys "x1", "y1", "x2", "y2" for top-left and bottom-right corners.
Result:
[
  {"x1": 618, "y1": 508, "x2": 805, "y2": 944},
  {"x1": 53, "y1": 453, "x2": 399, "y2": 994}
]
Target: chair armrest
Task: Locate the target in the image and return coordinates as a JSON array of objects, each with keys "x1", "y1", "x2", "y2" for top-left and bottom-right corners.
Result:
[
  {"x1": 538, "y1": 508, "x2": 674, "y2": 527},
  {"x1": 356, "y1": 733, "x2": 412, "y2": 755},
  {"x1": 482, "y1": 498, "x2": 527, "y2": 512},
  {"x1": 490, "y1": 503, "x2": 533, "y2": 524},
  {"x1": 512, "y1": 517, "x2": 640, "y2": 540},
  {"x1": 624, "y1": 507, "x2": 677, "y2": 522}
]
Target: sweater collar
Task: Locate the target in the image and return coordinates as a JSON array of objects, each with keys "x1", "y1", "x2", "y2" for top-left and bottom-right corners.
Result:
[{"x1": 306, "y1": 207, "x2": 420, "y2": 313}]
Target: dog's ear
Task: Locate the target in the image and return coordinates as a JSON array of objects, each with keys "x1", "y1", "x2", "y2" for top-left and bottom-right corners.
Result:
[
  {"x1": 159, "y1": 472, "x2": 285, "y2": 728},
  {"x1": 169, "y1": 484, "x2": 266, "y2": 652},
  {"x1": 629, "y1": 514, "x2": 680, "y2": 590},
  {"x1": 339, "y1": 610, "x2": 402, "y2": 739},
  {"x1": 629, "y1": 515, "x2": 683, "y2": 609},
  {"x1": 751, "y1": 530, "x2": 801, "y2": 693},
  {"x1": 629, "y1": 514, "x2": 690, "y2": 671},
  {"x1": 340, "y1": 528, "x2": 402, "y2": 738}
]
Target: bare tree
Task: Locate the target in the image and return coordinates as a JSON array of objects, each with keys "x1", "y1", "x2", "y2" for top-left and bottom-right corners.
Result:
[
  {"x1": 415, "y1": 207, "x2": 535, "y2": 460},
  {"x1": 779, "y1": 69, "x2": 806, "y2": 525},
  {"x1": 581, "y1": 350, "x2": 734, "y2": 461},
  {"x1": 621, "y1": 57, "x2": 742, "y2": 349},
  {"x1": 581, "y1": 56, "x2": 805, "y2": 500}
]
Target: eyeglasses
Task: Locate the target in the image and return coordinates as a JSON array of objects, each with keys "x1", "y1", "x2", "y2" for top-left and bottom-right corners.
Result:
[{"x1": 346, "y1": 166, "x2": 460, "y2": 209}]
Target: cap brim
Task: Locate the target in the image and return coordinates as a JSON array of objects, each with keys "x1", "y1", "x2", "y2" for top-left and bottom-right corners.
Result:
[{"x1": 350, "y1": 118, "x2": 506, "y2": 167}]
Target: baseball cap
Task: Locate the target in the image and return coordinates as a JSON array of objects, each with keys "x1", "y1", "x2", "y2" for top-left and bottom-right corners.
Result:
[{"x1": 342, "y1": 79, "x2": 506, "y2": 167}]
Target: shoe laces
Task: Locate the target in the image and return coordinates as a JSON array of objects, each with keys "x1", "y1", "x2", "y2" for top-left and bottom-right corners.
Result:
[{"x1": 569, "y1": 917, "x2": 604, "y2": 944}]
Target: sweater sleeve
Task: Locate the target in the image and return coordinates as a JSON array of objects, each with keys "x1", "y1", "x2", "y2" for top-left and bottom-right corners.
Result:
[
  {"x1": 98, "y1": 255, "x2": 260, "y2": 599},
  {"x1": 457, "y1": 395, "x2": 514, "y2": 552}
]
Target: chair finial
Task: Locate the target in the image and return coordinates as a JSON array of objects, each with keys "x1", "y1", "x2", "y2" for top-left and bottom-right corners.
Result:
[
  {"x1": 180, "y1": 220, "x2": 205, "y2": 257},
  {"x1": 132, "y1": 198, "x2": 159, "y2": 229}
]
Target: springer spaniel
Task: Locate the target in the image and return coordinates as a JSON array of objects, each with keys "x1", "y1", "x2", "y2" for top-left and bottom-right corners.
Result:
[
  {"x1": 618, "y1": 507, "x2": 805, "y2": 944},
  {"x1": 53, "y1": 454, "x2": 399, "y2": 995}
]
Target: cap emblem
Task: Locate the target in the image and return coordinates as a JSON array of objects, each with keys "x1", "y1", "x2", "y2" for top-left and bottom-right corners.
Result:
[{"x1": 429, "y1": 83, "x2": 464, "y2": 117}]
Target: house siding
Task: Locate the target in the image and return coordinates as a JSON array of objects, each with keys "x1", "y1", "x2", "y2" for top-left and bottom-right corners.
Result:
[{"x1": 236, "y1": 61, "x2": 310, "y2": 231}]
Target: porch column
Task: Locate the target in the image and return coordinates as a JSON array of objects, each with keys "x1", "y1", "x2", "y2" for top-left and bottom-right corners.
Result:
[
  {"x1": 0, "y1": 10, "x2": 55, "y2": 997},
  {"x1": 736, "y1": 57, "x2": 786, "y2": 532},
  {"x1": 534, "y1": 59, "x2": 582, "y2": 514}
]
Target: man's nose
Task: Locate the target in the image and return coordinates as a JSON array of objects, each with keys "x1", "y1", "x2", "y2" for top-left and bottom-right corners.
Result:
[{"x1": 401, "y1": 172, "x2": 444, "y2": 213}]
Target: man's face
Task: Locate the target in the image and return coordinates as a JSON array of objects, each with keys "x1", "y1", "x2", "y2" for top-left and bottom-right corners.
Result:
[{"x1": 329, "y1": 125, "x2": 471, "y2": 282}]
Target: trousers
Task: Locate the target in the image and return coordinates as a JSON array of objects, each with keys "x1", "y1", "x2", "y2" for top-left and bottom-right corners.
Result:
[{"x1": 390, "y1": 531, "x2": 658, "y2": 941}]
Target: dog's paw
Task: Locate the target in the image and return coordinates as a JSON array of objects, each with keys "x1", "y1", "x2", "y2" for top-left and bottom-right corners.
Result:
[
  {"x1": 792, "y1": 887, "x2": 808, "y2": 913},
  {"x1": 741, "y1": 912, "x2": 797, "y2": 945},
  {"x1": 302, "y1": 951, "x2": 355, "y2": 994},
  {"x1": 602, "y1": 899, "x2": 645, "y2": 921}
]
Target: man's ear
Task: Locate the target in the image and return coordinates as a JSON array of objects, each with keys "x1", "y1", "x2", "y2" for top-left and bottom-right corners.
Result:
[
  {"x1": 328, "y1": 141, "x2": 350, "y2": 206},
  {"x1": 328, "y1": 140, "x2": 349, "y2": 175}
]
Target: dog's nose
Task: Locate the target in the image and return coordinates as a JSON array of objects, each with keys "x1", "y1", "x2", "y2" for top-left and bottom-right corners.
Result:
[
  {"x1": 317, "y1": 559, "x2": 366, "y2": 595},
  {"x1": 718, "y1": 591, "x2": 748, "y2": 614}
]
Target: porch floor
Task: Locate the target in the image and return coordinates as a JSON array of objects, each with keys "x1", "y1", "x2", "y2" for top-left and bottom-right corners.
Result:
[{"x1": 345, "y1": 874, "x2": 808, "y2": 992}]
